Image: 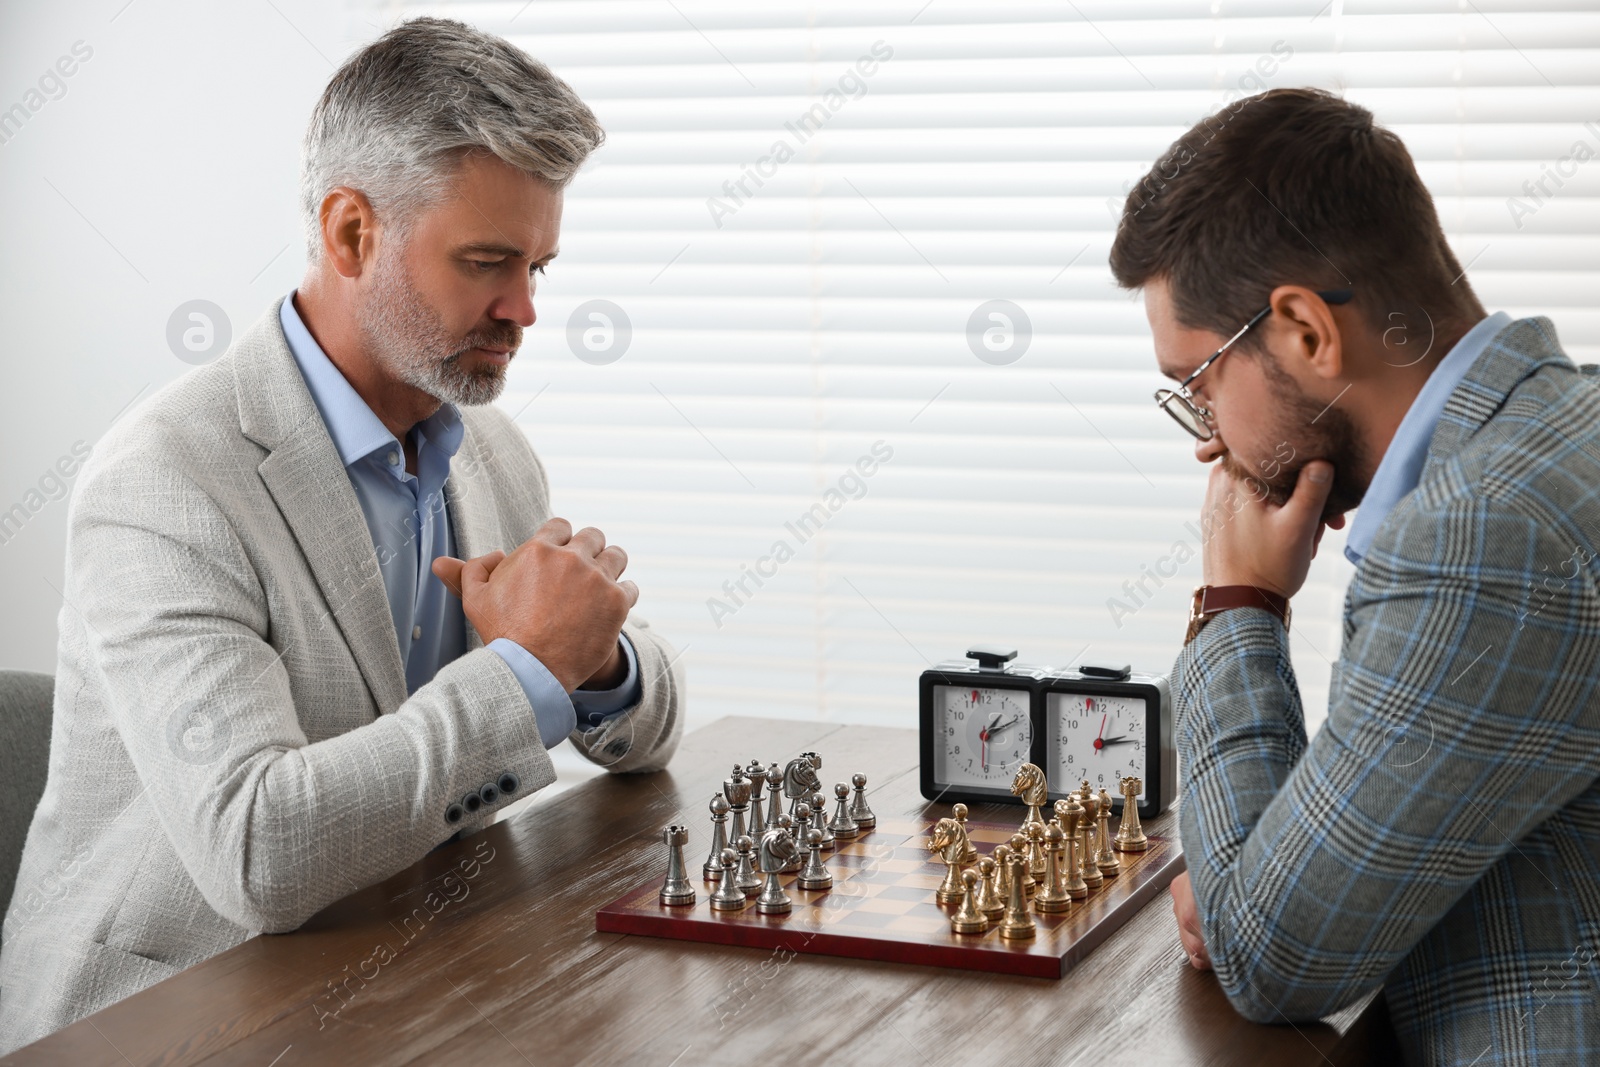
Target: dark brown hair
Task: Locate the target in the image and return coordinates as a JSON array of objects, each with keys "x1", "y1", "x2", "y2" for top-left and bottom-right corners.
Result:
[{"x1": 1109, "y1": 88, "x2": 1480, "y2": 350}]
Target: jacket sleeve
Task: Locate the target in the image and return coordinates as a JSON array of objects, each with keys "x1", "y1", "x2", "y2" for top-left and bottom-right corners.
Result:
[
  {"x1": 1174, "y1": 487, "x2": 1600, "y2": 1022},
  {"x1": 67, "y1": 441, "x2": 553, "y2": 935}
]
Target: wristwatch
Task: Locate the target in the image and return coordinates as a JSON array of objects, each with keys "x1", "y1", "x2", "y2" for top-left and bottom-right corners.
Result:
[{"x1": 1184, "y1": 585, "x2": 1291, "y2": 645}]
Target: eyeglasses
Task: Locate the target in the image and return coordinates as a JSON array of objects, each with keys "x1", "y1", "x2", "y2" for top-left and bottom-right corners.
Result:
[{"x1": 1153, "y1": 289, "x2": 1354, "y2": 441}]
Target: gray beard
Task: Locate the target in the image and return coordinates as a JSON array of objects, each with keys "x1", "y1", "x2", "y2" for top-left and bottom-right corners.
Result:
[{"x1": 359, "y1": 245, "x2": 513, "y2": 408}]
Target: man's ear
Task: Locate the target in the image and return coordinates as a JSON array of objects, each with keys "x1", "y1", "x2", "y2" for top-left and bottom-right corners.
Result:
[
  {"x1": 1267, "y1": 285, "x2": 1343, "y2": 382},
  {"x1": 317, "y1": 186, "x2": 381, "y2": 280}
]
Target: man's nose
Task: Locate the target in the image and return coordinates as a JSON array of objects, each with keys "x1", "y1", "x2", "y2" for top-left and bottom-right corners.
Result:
[{"x1": 1195, "y1": 432, "x2": 1226, "y2": 464}]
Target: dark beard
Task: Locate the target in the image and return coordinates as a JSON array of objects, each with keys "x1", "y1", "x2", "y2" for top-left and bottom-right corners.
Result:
[{"x1": 1221, "y1": 388, "x2": 1368, "y2": 523}]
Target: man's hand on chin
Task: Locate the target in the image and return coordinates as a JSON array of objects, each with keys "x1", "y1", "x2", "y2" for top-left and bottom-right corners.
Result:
[{"x1": 1202, "y1": 459, "x2": 1339, "y2": 599}]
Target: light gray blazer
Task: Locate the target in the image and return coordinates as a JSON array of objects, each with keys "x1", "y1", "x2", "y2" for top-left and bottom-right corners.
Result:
[{"x1": 0, "y1": 297, "x2": 684, "y2": 1053}]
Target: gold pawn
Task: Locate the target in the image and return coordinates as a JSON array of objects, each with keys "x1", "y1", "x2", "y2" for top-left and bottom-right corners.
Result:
[
  {"x1": 1033, "y1": 823, "x2": 1071, "y2": 913},
  {"x1": 950, "y1": 869, "x2": 989, "y2": 934},
  {"x1": 1008, "y1": 832, "x2": 1036, "y2": 896},
  {"x1": 1096, "y1": 787, "x2": 1120, "y2": 876},
  {"x1": 1025, "y1": 821, "x2": 1048, "y2": 881},
  {"x1": 1115, "y1": 776, "x2": 1148, "y2": 852},
  {"x1": 974, "y1": 854, "x2": 1005, "y2": 919},
  {"x1": 998, "y1": 852, "x2": 1036, "y2": 940},
  {"x1": 992, "y1": 844, "x2": 1014, "y2": 903}
]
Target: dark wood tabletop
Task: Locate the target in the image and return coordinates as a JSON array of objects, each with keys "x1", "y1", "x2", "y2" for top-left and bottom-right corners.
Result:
[{"x1": 4, "y1": 717, "x2": 1396, "y2": 1066}]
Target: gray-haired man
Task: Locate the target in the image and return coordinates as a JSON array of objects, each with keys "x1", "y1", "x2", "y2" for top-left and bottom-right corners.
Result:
[{"x1": 0, "y1": 18, "x2": 684, "y2": 1051}]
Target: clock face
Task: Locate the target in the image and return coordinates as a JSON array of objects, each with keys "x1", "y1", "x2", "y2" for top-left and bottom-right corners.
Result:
[
  {"x1": 1046, "y1": 691, "x2": 1146, "y2": 798},
  {"x1": 931, "y1": 684, "x2": 1034, "y2": 791}
]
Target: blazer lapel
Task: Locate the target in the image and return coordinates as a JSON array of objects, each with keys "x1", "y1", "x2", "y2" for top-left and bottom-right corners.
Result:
[{"x1": 233, "y1": 298, "x2": 409, "y2": 716}]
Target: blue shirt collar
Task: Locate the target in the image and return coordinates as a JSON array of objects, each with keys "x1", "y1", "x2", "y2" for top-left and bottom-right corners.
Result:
[
  {"x1": 279, "y1": 291, "x2": 463, "y2": 468},
  {"x1": 1343, "y1": 311, "x2": 1512, "y2": 565}
]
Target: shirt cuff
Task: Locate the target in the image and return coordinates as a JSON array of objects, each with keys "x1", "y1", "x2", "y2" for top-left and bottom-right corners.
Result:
[
  {"x1": 488, "y1": 637, "x2": 575, "y2": 749},
  {"x1": 570, "y1": 633, "x2": 642, "y2": 727}
]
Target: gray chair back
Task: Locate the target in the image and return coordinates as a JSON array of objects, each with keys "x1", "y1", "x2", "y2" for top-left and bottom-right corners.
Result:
[{"x1": 0, "y1": 670, "x2": 54, "y2": 922}]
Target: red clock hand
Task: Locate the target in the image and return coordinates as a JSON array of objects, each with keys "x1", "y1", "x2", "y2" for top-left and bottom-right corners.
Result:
[
  {"x1": 980, "y1": 727, "x2": 989, "y2": 772},
  {"x1": 1094, "y1": 712, "x2": 1107, "y2": 752}
]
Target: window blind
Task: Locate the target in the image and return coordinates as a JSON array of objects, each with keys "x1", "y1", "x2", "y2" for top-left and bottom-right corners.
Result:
[{"x1": 363, "y1": 0, "x2": 1600, "y2": 743}]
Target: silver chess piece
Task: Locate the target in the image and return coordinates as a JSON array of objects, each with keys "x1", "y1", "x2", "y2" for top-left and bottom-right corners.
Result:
[
  {"x1": 724, "y1": 766, "x2": 752, "y2": 845},
  {"x1": 703, "y1": 793, "x2": 731, "y2": 881},
  {"x1": 746, "y1": 760, "x2": 769, "y2": 839},
  {"x1": 659, "y1": 825, "x2": 696, "y2": 906},
  {"x1": 791, "y1": 803, "x2": 813, "y2": 872},
  {"x1": 763, "y1": 761, "x2": 783, "y2": 831},
  {"x1": 733, "y1": 834, "x2": 762, "y2": 896},
  {"x1": 810, "y1": 791, "x2": 836, "y2": 850},
  {"x1": 710, "y1": 847, "x2": 746, "y2": 911},
  {"x1": 756, "y1": 825, "x2": 798, "y2": 914},
  {"x1": 772, "y1": 812, "x2": 800, "y2": 873},
  {"x1": 828, "y1": 782, "x2": 860, "y2": 839},
  {"x1": 781, "y1": 756, "x2": 821, "y2": 821},
  {"x1": 797, "y1": 827, "x2": 833, "y2": 890},
  {"x1": 848, "y1": 773, "x2": 877, "y2": 829}
]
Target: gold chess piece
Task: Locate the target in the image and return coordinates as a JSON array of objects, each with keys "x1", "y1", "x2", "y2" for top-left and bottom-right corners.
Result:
[
  {"x1": 930, "y1": 817, "x2": 967, "y2": 903},
  {"x1": 992, "y1": 844, "x2": 1014, "y2": 903},
  {"x1": 952, "y1": 803, "x2": 979, "y2": 865},
  {"x1": 1078, "y1": 789, "x2": 1103, "y2": 891},
  {"x1": 1010, "y1": 762, "x2": 1049, "y2": 838},
  {"x1": 950, "y1": 869, "x2": 989, "y2": 934},
  {"x1": 1025, "y1": 821, "x2": 1048, "y2": 881},
  {"x1": 1008, "y1": 832, "x2": 1036, "y2": 895},
  {"x1": 1096, "y1": 787, "x2": 1120, "y2": 876},
  {"x1": 998, "y1": 852, "x2": 1036, "y2": 940},
  {"x1": 974, "y1": 855, "x2": 1005, "y2": 920},
  {"x1": 1077, "y1": 782, "x2": 1099, "y2": 864},
  {"x1": 1115, "y1": 776, "x2": 1148, "y2": 852},
  {"x1": 1059, "y1": 797, "x2": 1088, "y2": 901},
  {"x1": 1034, "y1": 823, "x2": 1071, "y2": 913}
]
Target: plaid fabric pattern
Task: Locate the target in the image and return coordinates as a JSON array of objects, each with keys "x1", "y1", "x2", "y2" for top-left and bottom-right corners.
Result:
[{"x1": 1173, "y1": 317, "x2": 1600, "y2": 1066}]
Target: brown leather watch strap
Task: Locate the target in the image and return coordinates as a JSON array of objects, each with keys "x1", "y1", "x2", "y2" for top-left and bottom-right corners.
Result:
[
  {"x1": 1185, "y1": 584, "x2": 1290, "y2": 645},
  {"x1": 1198, "y1": 585, "x2": 1289, "y2": 621}
]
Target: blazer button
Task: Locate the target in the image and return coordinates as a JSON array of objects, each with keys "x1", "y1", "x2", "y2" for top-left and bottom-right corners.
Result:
[
  {"x1": 444, "y1": 803, "x2": 465, "y2": 825},
  {"x1": 479, "y1": 781, "x2": 500, "y2": 806},
  {"x1": 498, "y1": 772, "x2": 520, "y2": 797},
  {"x1": 462, "y1": 791, "x2": 482, "y2": 814}
]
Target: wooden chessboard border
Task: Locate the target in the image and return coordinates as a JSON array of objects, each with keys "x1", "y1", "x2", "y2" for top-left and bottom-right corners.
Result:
[{"x1": 596, "y1": 815, "x2": 1186, "y2": 979}]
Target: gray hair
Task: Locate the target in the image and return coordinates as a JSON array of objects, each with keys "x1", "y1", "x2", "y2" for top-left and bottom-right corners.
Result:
[{"x1": 299, "y1": 16, "x2": 604, "y2": 262}]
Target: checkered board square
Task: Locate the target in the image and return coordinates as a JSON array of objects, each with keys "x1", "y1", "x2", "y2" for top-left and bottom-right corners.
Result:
[{"x1": 596, "y1": 816, "x2": 1186, "y2": 979}]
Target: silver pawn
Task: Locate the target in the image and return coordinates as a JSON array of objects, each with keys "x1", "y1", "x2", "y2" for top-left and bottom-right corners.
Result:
[
  {"x1": 791, "y1": 803, "x2": 813, "y2": 872},
  {"x1": 733, "y1": 834, "x2": 761, "y2": 896},
  {"x1": 660, "y1": 825, "x2": 696, "y2": 906},
  {"x1": 810, "y1": 791, "x2": 836, "y2": 850},
  {"x1": 703, "y1": 793, "x2": 731, "y2": 881},
  {"x1": 756, "y1": 827, "x2": 796, "y2": 914},
  {"x1": 724, "y1": 766, "x2": 751, "y2": 845},
  {"x1": 746, "y1": 760, "x2": 769, "y2": 839},
  {"x1": 828, "y1": 782, "x2": 860, "y2": 839},
  {"x1": 763, "y1": 761, "x2": 783, "y2": 831},
  {"x1": 709, "y1": 847, "x2": 746, "y2": 911},
  {"x1": 797, "y1": 827, "x2": 832, "y2": 890},
  {"x1": 848, "y1": 773, "x2": 877, "y2": 829}
]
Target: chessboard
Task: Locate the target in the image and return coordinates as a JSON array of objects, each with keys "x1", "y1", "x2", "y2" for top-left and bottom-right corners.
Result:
[{"x1": 596, "y1": 814, "x2": 1185, "y2": 979}]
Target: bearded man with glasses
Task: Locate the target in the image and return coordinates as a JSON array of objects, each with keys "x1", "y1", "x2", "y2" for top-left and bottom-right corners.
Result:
[{"x1": 1111, "y1": 87, "x2": 1600, "y2": 1066}]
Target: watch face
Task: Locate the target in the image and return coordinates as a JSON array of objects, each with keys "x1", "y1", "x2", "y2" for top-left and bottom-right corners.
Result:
[
  {"x1": 932, "y1": 684, "x2": 1034, "y2": 791},
  {"x1": 1046, "y1": 691, "x2": 1146, "y2": 797}
]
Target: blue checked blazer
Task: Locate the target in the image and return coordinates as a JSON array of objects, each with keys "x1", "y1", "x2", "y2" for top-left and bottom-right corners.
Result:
[{"x1": 1173, "y1": 316, "x2": 1600, "y2": 1066}]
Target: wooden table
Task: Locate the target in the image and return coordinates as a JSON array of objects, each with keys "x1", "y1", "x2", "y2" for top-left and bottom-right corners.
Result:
[{"x1": 5, "y1": 717, "x2": 1396, "y2": 1066}]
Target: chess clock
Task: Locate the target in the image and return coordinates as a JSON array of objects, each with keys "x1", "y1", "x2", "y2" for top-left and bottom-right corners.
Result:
[{"x1": 918, "y1": 646, "x2": 1175, "y2": 819}]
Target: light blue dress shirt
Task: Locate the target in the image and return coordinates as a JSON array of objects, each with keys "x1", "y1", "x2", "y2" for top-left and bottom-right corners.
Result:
[
  {"x1": 279, "y1": 292, "x2": 640, "y2": 746},
  {"x1": 1344, "y1": 311, "x2": 1512, "y2": 566}
]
